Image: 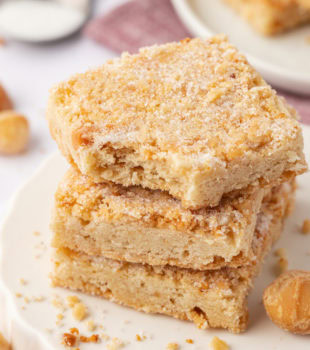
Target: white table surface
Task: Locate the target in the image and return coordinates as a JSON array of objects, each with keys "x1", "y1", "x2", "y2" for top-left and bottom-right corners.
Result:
[{"x1": 0, "y1": 0, "x2": 129, "y2": 221}]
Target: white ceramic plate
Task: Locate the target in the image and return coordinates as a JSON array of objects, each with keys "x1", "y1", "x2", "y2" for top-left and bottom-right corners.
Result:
[
  {"x1": 171, "y1": 0, "x2": 310, "y2": 95},
  {"x1": 0, "y1": 126, "x2": 310, "y2": 349}
]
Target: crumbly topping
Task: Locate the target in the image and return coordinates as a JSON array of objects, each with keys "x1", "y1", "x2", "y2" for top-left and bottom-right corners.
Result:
[
  {"x1": 186, "y1": 338, "x2": 194, "y2": 344},
  {"x1": 49, "y1": 36, "x2": 302, "y2": 168},
  {"x1": 209, "y1": 336, "x2": 229, "y2": 350},
  {"x1": 301, "y1": 219, "x2": 310, "y2": 234}
]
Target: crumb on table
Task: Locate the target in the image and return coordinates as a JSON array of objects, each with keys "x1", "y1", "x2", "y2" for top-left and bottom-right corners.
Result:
[
  {"x1": 274, "y1": 248, "x2": 288, "y2": 275},
  {"x1": 186, "y1": 338, "x2": 194, "y2": 344},
  {"x1": 62, "y1": 332, "x2": 77, "y2": 347},
  {"x1": 86, "y1": 319, "x2": 96, "y2": 332},
  {"x1": 67, "y1": 295, "x2": 80, "y2": 308},
  {"x1": 301, "y1": 219, "x2": 310, "y2": 234},
  {"x1": 72, "y1": 302, "x2": 87, "y2": 321},
  {"x1": 166, "y1": 343, "x2": 179, "y2": 350},
  {"x1": 106, "y1": 337, "x2": 124, "y2": 350},
  {"x1": 209, "y1": 336, "x2": 229, "y2": 350}
]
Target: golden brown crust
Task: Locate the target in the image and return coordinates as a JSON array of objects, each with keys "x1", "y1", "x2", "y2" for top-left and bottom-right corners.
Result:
[{"x1": 47, "y1": 35, "x2": 306, "y2": 209}]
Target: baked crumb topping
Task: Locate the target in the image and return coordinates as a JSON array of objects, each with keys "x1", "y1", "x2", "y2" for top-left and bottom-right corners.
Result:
[{"x1": 50, "y1": 36, "x2": 301, "y2": 166}]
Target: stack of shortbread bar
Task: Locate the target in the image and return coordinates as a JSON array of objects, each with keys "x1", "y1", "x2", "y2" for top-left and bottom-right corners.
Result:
[{"x1": 47, "y1": 36, "x2": 307, "y2": 333}]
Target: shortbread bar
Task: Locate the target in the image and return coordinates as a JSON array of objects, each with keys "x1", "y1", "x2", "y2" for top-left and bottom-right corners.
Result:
[
  {"x1": 223, "y1": 0, "x2": 310, "y2": 35},
  {"x1": 52, "y1": 169, "x2": 292, "y2": 270},
  {"x1": 47, "y1": 36, "x2": 306, "y2": 209},
  {"x1": 52, "y1": 180, "x2": 294, "y2": 333}
]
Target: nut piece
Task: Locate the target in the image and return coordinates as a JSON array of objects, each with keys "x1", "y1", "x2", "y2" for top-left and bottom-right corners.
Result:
[
  {"x1": 263, "y1": 270, "x2": 310, "y2": 335},
  {"x1": 0, "y1": 84, "x2": 13, "y2": 111},
  {"x1": 0, "y1": 111, "x2": 29, "y2": 154}
]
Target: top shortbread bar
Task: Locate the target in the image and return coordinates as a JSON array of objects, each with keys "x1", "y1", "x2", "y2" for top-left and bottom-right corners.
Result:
[{"x1": 47, "y1": 36, "x2": 306, "y2": 209}]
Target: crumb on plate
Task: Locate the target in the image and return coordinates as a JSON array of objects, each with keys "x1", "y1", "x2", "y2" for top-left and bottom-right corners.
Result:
[{"x1": 209, "y1": 336, "x2": 229, "y2": 350}]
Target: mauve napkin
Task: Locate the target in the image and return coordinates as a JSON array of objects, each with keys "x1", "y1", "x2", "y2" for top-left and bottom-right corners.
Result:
[{"x1": 84, "y1": 0, "x2": 310, "y2": 124}]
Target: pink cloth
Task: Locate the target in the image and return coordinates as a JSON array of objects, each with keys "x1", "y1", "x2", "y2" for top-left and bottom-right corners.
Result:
[{"x1": 84, "y1": 0, "x2": 310, "y2": 124}]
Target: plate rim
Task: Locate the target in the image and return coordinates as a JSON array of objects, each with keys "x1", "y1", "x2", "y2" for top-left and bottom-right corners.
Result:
[{"x1": 171, "y1": 0, "x2": 310, "y2": 95}]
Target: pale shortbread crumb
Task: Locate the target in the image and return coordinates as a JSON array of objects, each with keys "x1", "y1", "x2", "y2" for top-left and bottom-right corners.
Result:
[
  {"x1": 209, "y1": 336, "x2": 229, "y2": 350},
  {"x1": 86, "y1": 319, "x2": 96, "y2": 332},
  {"x1": 57, "y1": 313, "x2": 64, "y2": 320},
  {"x1": 34, "y1": 296, "x2": 44, "y2": 302},
  {"x1": 166, "y1": 343, "x2": 179, "y2": 350},
  {"x1": 274, "y1": 248, "x2": 288, "y2": 275},
  {"x1": 15, "y1": 292, "x2": 22, "y2": 298},
  {"x1": 72, "y1": 302, "x2": 87, "y2": 321},
  {"x1": 51, "y1": 294, "x2": 67, "y2": 312},
  {"x1": 67, "y1": 295, "x2": 80, "y2": 308},
  {"x1": 301, "y1": 219, "x2": 310, "y2": 234},
  {"x1": 19, "y1": 278, "x2": 27, "y2": 285},
  {"x1": 101, "y1": 333, "x2": 110, "y2": 341},
  {"x1": 33, "y1": 231, "x2": 40, "y2": 236},
  {"x1": 274, "y1": 248, "x2": 287, "y2": 258},
  {"x1": 106, "y1": 337, "x2": 124, "y2": 350}
]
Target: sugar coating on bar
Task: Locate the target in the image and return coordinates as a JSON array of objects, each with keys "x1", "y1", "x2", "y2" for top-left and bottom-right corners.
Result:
[{"x1": 47, "y1": 35, "x2": 306, "y2": 209}]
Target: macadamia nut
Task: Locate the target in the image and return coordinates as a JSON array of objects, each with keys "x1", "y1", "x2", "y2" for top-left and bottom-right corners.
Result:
[
  {"x1": 263, "y1": 270, "x2": 310, "y2": 334},
  {"x1": 0, "y1": 110, "x2": 29, "y2": 154}
]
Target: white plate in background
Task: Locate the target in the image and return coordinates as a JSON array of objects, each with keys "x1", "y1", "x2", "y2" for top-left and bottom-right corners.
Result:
[
  {"x1": 0, "y1": 126, "x2": 309, "y2": 349},
  {"x1": 171, "y1": 0, "x2": 310, "y2": 95}
]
